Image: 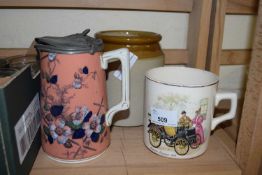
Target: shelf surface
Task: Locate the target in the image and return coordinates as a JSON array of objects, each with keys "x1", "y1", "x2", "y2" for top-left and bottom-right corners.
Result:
[{"x1": 30, "y1": 126, "x2": 241, "y2": 175}]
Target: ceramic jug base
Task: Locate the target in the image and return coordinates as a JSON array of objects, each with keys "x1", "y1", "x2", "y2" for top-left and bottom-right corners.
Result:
[{"x1": 45, "y1": 149, "x2": 107, "y2": 164}]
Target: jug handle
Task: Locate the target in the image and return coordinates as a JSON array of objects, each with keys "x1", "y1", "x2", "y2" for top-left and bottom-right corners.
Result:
[{"x1": 100, "y1": 48, "x2": 130, "y2": 126}]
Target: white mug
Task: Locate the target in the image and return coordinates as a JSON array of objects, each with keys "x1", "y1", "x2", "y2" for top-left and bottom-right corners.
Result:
[{"x1": 144, "y1": 67, "x2": 237, "y2": 159}]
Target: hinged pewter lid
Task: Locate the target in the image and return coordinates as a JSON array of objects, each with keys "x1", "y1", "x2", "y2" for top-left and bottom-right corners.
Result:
[{"x1": 35, "y1": 29, "x2": 103, "y2": 54}]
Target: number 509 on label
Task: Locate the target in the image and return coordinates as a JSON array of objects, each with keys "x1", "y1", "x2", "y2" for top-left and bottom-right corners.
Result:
[{"x1": 151, "y1": 107, "x2": 178, "y2": 127}]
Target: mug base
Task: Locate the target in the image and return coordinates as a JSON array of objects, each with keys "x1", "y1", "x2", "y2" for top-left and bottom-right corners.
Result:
[
  {"x1": 145, "y1": 142, "x2": 207, "y2": 159},
  {"x1": 113, "y1": 122, "x2": 143, "y2": 127},
  {"x1": 45, "y1": 148, "x2": 107, "y2": 164}
]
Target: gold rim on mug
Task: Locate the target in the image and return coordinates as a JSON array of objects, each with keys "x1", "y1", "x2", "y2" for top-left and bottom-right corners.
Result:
[{"x1": 145, "y1": 67, "x2": 219, "y2": 88}]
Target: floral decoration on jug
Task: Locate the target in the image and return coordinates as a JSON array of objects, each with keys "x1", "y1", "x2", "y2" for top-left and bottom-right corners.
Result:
[{"x1": 40, "y1": 53, "x2": 108, "y2": 159}]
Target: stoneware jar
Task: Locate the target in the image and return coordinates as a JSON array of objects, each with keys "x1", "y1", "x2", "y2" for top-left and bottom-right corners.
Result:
[
  {"x1": 144, "y1": 67, "x2": 237, "y2": 159},
  {"x1": 35, "y1": 29, "x2": 130, "y2": 163},
  {"x1": 96, "y1": 30, "x2": 164, "y2": 126}
]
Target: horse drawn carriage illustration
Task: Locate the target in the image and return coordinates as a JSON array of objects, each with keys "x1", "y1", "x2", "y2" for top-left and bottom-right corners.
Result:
[{"x1": 148, "y1": 120, "x2": 201, "y2": 155}]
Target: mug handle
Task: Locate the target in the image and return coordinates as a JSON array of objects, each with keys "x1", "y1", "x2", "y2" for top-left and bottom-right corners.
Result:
[
  {"x1": 211, "y1": 92, "x2": 238, "y2": 130},
  {"x1": 100, "y1": 48, "x2": 130, "y2": 126}
]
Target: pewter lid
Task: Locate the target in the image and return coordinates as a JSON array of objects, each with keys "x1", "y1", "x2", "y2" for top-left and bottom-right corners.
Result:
[{"x1": 35, "y1": 29, "x2": 103, "y2": 54}]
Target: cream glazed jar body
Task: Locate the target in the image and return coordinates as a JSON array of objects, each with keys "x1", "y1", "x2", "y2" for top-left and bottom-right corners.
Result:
[{"x1": 96, "y1": 30, "x2": 164, "y2": 126}]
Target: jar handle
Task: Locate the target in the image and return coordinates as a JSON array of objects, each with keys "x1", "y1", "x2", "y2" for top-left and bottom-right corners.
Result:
[{"x1": 100, "y1": 48, "x2": 130, "y2": 126}]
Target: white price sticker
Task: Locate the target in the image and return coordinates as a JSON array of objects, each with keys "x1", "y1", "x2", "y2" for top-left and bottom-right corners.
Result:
[
  {"x1": 113, "y1": 51, "x2": 138, "y2": 80},
  {"x1": 14, "y1": 93, "x2": 41, "y2": 164},
  {"x1": 151, "y1": 107, "x2": 178, "y2": 127}
]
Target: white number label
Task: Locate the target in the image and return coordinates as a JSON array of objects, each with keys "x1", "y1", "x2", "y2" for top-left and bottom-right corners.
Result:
[{"x1": 150, "y1": 107, "x2": 178, "y2": 127}]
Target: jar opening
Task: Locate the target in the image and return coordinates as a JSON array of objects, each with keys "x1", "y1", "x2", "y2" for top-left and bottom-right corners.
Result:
[{"x1": 95, "y1": 30, "x2": 162, "y2": 44}]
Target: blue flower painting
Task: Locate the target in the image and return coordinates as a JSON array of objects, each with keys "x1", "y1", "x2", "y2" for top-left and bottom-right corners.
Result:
[
  {"x1": 50, "y1": 105, "x2": 64, "y2": 117},
  {"x1": 40, "y1": 55, "x2": 107, "y2": 160},
  {"x1": 49, "y1": 75, "x2": 58, "y2": 84},
  {"x1": 48, "y1": 53, "x2": 56, "y2": 61},
  {"x1": 82, "y1": 66, "x2": 89, "y2": 74}
]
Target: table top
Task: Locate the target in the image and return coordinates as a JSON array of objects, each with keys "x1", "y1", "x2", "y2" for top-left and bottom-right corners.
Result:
[{"x1": 30, "y1": 126, "x2": 241, "y2": 175}]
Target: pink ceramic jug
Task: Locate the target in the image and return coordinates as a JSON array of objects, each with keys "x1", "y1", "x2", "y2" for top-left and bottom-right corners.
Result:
[{"x1": 35, "y1": 29, "x2": 129, "y2": 163}]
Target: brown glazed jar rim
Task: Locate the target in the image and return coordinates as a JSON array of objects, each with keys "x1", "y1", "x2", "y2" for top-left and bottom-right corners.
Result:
[{"x1": 95, "y1": 30, "x2": 162, "y2": 45}]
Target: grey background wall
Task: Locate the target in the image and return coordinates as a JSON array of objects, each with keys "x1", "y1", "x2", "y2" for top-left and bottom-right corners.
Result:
[{"x1": 0, "y1": 9, "x2": 256, "y2": 96}]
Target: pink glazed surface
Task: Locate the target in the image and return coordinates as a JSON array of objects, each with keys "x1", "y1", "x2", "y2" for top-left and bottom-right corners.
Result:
[{"x1": 40, "y1": 52, "x2": 110, "y2": 161}]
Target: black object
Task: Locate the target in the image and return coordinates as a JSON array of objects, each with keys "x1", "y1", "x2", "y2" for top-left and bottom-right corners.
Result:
[{"x1": 0, "y1": 67, "x2": 41, "y2": 175}]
